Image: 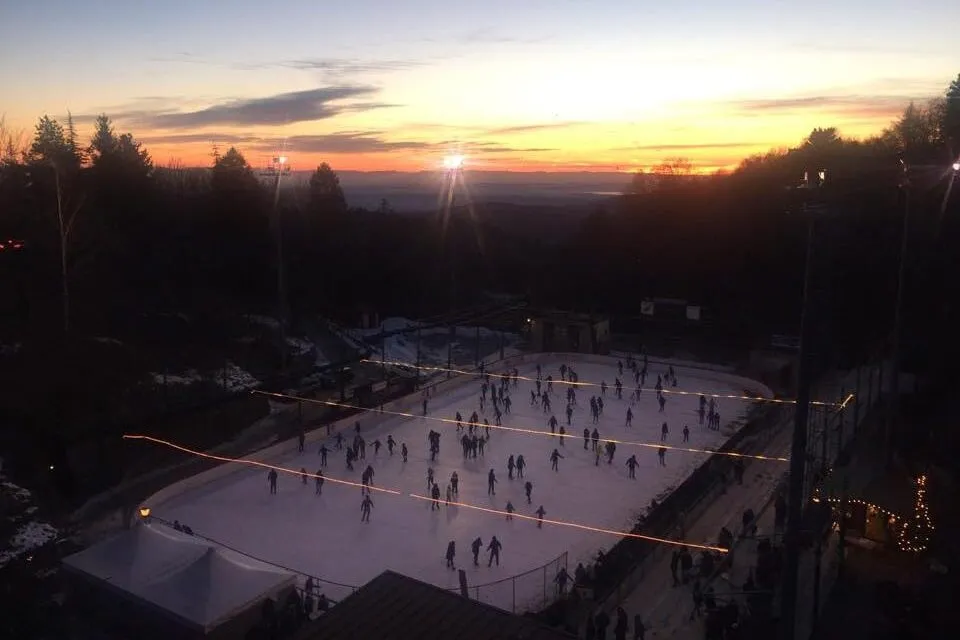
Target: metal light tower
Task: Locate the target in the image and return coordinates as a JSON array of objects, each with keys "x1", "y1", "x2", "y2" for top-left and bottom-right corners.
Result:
[{"x1": 261, "y1": 153, "x2": 292, "y2": 372}]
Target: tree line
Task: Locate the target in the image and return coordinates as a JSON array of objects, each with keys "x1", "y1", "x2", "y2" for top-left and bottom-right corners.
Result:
[{"x1": 1, "y1": 74, "x2": 958, "y2": 374}]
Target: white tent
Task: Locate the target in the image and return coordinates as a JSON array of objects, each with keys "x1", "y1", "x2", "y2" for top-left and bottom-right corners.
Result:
[{"x1": 63, "y1": 523, "x2": 296, "y2": 634}]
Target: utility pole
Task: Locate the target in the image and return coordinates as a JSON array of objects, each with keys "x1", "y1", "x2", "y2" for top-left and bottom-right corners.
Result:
[
  {"x1": 886, "y1": 160, "x2": 910, "y2": 467},
  {"x1": 780, "y1": 172, "x2": 823, "y2": 640}
]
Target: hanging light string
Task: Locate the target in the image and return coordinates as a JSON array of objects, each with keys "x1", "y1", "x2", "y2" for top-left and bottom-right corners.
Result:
[
  {"x1": 360, "y1": 358, "x2": 850, "y2": 409},
  {"x1": 898, "y1": 474, "x2": 934, "y2": 553},
  {"x1": 252, "y1": 390, "x2": 790, "y2": 462},
  {"x1": 124, "y1": 434, "x2": 727, "y2": 553}
]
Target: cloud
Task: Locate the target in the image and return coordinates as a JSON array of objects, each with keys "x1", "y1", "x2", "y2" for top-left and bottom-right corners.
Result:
[
  {"x1": 252, "y1": 133, "x2": 556, "y2": 155},
  {"x1": 724, "y1": 94, "x2": 924, "y2": 119},
  {"x1": 236, "y1": 58, "x2": 423, "y2": 75},
  {"x1": 484, "y1": 121, "x2": 585, "y2": 135},
  {"x1": 137, "y1": 133, "x2": 262, "y2": 145},
  {"x1": 612, "y1": 142, "x2": 770, "y2": 151},
  {"x1": 138, "y1": 86, "x2": 384, "y2": 129}
]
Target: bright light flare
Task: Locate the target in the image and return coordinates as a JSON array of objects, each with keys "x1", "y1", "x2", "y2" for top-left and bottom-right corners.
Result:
[
  {"x1": 443, "y1": 155, "x2": 465, "y2": 170},
  {"x1": 952, "y1": 162, "x2": 959, "y2": 172}
]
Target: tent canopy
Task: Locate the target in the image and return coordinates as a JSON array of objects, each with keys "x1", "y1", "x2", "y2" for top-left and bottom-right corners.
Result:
[{"x1": 63, "y1": 523, "x2": 296, "y2": 632}]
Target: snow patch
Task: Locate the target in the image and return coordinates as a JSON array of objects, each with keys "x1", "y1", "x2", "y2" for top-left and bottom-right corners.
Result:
[
  {"x1": 221, "y1": 362, "x2": 260, "y2": 392},
  {"x1": 287, "y1": 337, "x2": 314, "y2": 357},
  {"x1": 152, "y1": 370, "x2": 203, "y2": 386},
  {"x1": 0, "y1": 521, "x2": 59, "y2": 568}
]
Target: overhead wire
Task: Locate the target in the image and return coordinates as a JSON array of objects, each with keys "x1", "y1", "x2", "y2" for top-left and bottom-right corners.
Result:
[
  {"x1": 360, "y1": 358, "x2": 849, "y2": 409},
  {"x1": 124, "y1": 433, "x2": 727, "y2": 553},
  {"x1": 253, "y1": 389, "x2": 790, "y2": 462}
]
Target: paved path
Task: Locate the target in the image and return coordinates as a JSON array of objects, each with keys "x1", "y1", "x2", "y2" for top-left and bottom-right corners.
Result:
[{"x1": 611, "y1": 419, "x2": 793, "y2": 639}]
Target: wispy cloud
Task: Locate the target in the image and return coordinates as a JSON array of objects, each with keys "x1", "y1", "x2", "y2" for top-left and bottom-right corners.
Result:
[
  {"x1": 236, "y1": 58, "x2": 423, "y2": 75},
  {"x1": 137, "y1": 133, "x2": 262, "y2": 145},
  {"x1": 484, "y1": 121, "x2": 585, "y2": 135},
  {"x1": 723, "y1": 94, "x2": 923, "y2": 119},
  {"x1": 252, "y1": 133, "x2": 556, "y2": 155},
  {"x1": 132, "y1": 86, "x2": 385, "y2": 129},
  {"x1": 612, "y1": 142, "x2": 770, "y2": 151}
]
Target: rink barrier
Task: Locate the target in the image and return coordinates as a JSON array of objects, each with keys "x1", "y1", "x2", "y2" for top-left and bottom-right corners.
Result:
[
  {"x1": 447, "y1": 551, "x2": 569, "y2": 614},
  {"x1": 141, "y1": 351, "x2": 776, "y2": 612}
]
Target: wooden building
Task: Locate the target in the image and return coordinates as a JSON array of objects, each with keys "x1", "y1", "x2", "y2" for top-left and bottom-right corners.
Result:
[{"x1": 527, "y1": 311, "x2": 610, "y2": 354}]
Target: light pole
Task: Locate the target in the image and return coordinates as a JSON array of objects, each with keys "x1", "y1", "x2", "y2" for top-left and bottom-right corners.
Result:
[
  {"x1": 780, "y1": 169, "x2": 826, "y2": 640},
  {"x1": 262, "y1": 155, "x2": 291, "y2": 372}
]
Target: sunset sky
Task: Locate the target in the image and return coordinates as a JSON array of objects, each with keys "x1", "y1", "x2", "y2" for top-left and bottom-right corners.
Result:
[{"x1": 1, "y1": 0, "x2": 957, "y2": 172}]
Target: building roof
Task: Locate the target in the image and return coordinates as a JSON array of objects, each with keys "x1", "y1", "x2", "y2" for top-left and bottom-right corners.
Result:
[
  {"x1": 62, "y1": 523, "x2": 296, "y2": 632},
  {"x1": 299, "y1": 570, "x2": 576, "y2": 640}
]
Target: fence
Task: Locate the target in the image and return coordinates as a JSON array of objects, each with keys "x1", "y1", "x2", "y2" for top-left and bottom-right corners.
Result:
[{"x1": 450, "y1": 551, "x2": 569, "y2": 614}]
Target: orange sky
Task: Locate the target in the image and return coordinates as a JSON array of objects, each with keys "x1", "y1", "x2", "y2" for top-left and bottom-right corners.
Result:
[{"x1": 2, "y1": 1, "x2": 957, "y2": 172}]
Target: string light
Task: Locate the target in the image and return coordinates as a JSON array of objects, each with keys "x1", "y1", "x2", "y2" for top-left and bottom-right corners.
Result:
[
  {"x1": 123, "y1": 434, "x2": 724, "y2": 553},
  {"x1": 360, "y1": 358, "x2": 848, "y2": 408},
  {"x1": 813, "y1": 491, "x2": 900, "y2": 521},
  {"x1": 252, "y1": 390, "x2": 790, "y2": 462},
  {"x1": 899, "y1": 474, "x2": 934, "y2": 553}
]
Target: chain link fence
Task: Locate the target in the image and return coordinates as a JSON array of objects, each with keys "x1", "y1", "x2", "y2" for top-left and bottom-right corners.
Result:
[{"x1": 453, "y1": 551, "x2": 569, "y2": 614}]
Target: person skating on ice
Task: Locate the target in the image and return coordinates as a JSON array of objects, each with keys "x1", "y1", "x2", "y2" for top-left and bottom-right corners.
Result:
[
  {"x1": 550, "y1": 448, "x2": 564, "y2": 471},
  {"x1": 487, "y1": 469, "x2": 497, "y2": 495},
  {"x1": 487, "y1": 536, "x2": 502, "y2": 566},
  {"x1": 372, "y1": 439, "x2": 381, "y2": 456},
  {"x1": 558, "y1": 425, "x2": 566, "y2": 446},
  {"x1": 387, "y1": 435, "x2": 395, "y2": 455},
  {"x1": 591, "y1": 427, "x2": 600, "y2": 451},
  {"x1": 682, "y1": 425, "x2": 690, "y2": 442},
  {"x1": 318, "y1": 444, "x2": 329, "y2": 466},
  {"x1": 314, "y1": 469, "x2": 324, "y2": 495},
  {"x1": 268, "y1": 469, "x2": 278, "y2": 494},
  {"x1": 658, "y1": 446, "x2": 667, "y2": 466},
  {"x1": 507, "y1": 454, "x2": 516, "y2": 480},
  {"x1": 626, "y1": 407, "x2": 633, "y2": 428},
  {"x1": 606, "y1": 441, "x2": 617, "y2": 464},
  {"x1": 661, "y1": 422, "x2": 669, "y2": 441},
  {"x1": 300, "y1": 467, "x2": 308, "y2": 485},
  {"x1": 515, "y1": 454, "x2": 526, "y2": 478},
  {"x1": 401, "y1": 442, "x2": 408, "y2": 462},
  {"x1": 298, "y1": 430, "x2": 305, "y2": 453},
  {"x1": 525, "y1": 480, "x2": 533, "y2": 504},
  {"x1": 535, "y1": 505, "x2": 546, "y2": 528},
  {"x1": 451, "y1": 471, "x2": 459, "y2": 495},
  {"x1": 505, "y1": 500, "x2": 515, "y2": 521},
  {"x1": 471, "y1": 537, "x2": 483, "y2": 566},
  {"x1": 583, "y1": 427, "x2": 590, "y2": 449},
  {"x1": 360, "y1": 494, "x2": 373, "y2": 522},
  {"x1": 658, "y1": 393, "x2": 666, "y2": 413},
  {"x1": 625, "y1": 455, "x2": 639, "y2": 479},
  {"x1": 431, "y1": 482, "x2": 442, "y2": 510},
  {"x1": 601, "y1": 380, "x2": 608, "y2": 396},
  {"x1": 427, "y1": 467, "x2": 434, "y2": 490},
  {"x1": 548, "y1": 415, "x2": 558, "y2": 433},
  {"x1": 335, "y1": 432, "x2": 343, "y2": 450}
]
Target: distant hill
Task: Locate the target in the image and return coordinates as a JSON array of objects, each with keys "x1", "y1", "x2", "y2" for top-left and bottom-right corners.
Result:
[{"x1": 285, "y1": 170, "x2": 633, "y2": 212}]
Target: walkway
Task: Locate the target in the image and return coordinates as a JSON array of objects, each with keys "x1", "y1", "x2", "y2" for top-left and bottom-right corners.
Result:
[{"x1": 611, "y1": 418, "x2": 793, "y2": 639}]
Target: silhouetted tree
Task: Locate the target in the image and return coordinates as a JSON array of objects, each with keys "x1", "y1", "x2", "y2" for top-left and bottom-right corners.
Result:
[
  {"x1": 308, "y1": 162, "x2": 347, "y2": 216},
  {"x1": 944, "y1": 73, "x2": 960, "y2": 156}
]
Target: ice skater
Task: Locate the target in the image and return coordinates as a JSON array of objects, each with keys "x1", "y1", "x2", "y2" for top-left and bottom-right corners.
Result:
[
  {"x1": 661, "y1": 422, "x2": 669, "y2": 441},
  {"x1": 550, "y1": 448, "x2": 564, "y2": 472},
  {"x1": 401, "y1": 443, "x2": 408, "y2": 462},
  {"x1": 387, "y1": 435, "x2": 395, "y2": 455},
  {"x1": 658, "y1": 393, "x2": 666, "y2": 413},
  {"x1": 625, "y1": 455, "x2": 639, "y2": 479},
  {"x1": 298, "y1": 430, "x2": 305, "y2": 453},
  {"x1": 300, "y1": 467, "x2": 308, "y2": 485},
  {"x1": 505, "y1": 501, "x2": 515, "y2": 520},
  {"x1": 682, "y1": 425, "x2": 690, "y2": 443},
  {"x1": 535, "y1": 505, "x2": 546, "y2": 528},
  {"x1": 548, "y1": 415, "x2": 558, "y2": 433},
  {"x1": 318, "y1": 444, "x2": 329, "y2": 466},
  {"x1": 360, "y1": 494, "x2": 373, "y2": 522},
  {"x1": 525, "y1": 480, "x2": 533, "y2": 504},
  {"x1": 446, "y1": 541, "x2": 456, "y2": 569},
  {"x1": 583, "y1": 427, "x2": 591, "y2": 449},
  {"x1": 658, "y1": 446, "x2": 666, "y2": 466},
  {"x1": 451, "y1": 471, "x2": 459, "y2": 495},
  {"x1": 488, "y1": 469, "x2": 498, "y2": 495},
  {"x1": 431, "y1": 482, "x2": 442, "y2": 510},
  {"x1": 487, "y1": 536, "x2": 502, "y2": 566},
  {"x1": 471, "y1": 537, "x2": 483, "y2": 565},
  {"x1": 314, "y1": 469, "x2": 324, "y2": 495},
  {"x1": 558, "y1": 425, "x2": 566, "y2": 446},
  {"x1": 626, "y1": 407, "x2": 633, "y2": 428},
  {"x1": 268, "y1": 469, "x2": 278, "y2": 494},
  {"x1": 516, "y1": 454, "x2": 526, "y2": 478},
  {"x1": 507, "y1": 455, "x2": 516, "y2": 480}
]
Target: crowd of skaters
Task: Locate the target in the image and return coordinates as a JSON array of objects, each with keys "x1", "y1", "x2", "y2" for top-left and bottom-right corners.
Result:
[{"x1": 262, "y1": 351, "x2": 742, "y2": 638}]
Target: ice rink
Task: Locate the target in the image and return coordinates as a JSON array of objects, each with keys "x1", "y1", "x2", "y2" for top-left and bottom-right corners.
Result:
[{"x1": 153, "y1": 356, "x2": 764, "y2": 611}]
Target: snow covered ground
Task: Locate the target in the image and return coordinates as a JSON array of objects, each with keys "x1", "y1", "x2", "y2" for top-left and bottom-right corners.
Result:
[
  {"x1": 0, "y1": 458, "x2": 59, "y2": 568},
  {"x1": 359, "y1": 317, "x2": 521, "y2": 366},
  {"x1": 153, "y1": 357, "x2": 759, "y2": 612}
]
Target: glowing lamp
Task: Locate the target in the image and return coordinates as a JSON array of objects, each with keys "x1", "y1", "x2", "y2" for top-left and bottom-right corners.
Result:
[
  {"x1": 139, "y1": 507, "x2": 151, "y2": 518},
  {"x1": 952, "y1": 162, "x2": 959, "y2": 172}
]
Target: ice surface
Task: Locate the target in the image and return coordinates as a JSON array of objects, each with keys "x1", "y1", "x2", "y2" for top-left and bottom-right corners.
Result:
[{"x1": 155, "y1": 357, "x2": 756, "y2": 611}]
